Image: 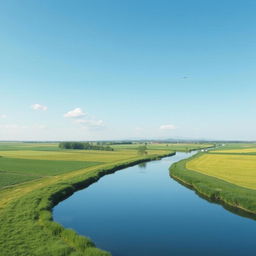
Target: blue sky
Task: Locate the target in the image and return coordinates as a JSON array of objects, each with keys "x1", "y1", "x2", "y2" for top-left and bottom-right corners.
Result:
[{"x1": 0, "y1": 0, "x2": 256, "y2": 141}]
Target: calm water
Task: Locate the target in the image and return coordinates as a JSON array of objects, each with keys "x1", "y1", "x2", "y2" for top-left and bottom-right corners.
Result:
[{"x1": 53, "y1": 152, "x2": 256, "y2": 256}]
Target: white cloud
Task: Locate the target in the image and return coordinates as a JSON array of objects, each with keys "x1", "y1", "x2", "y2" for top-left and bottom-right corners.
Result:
[
  {"x1": 64, "y1": 108, "x2": 86, "y2": 118},
  {"x1": 0, "y1": 114, "x2": 7, "y2": 118},
  {"x1": 31, "y1": 104, "x2": 48, "y2": 111},
  {"x1": 160, "y1": 124, "x2": 176, "y2": 130},
  {"x1": 76, "y1": 119, "x2": 105, "y2": 130},
  {"x1": 64, "y1": 108, "x2": 105, "y2": 131}
]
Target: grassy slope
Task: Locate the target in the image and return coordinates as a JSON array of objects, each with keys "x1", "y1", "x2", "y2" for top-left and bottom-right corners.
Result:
[
  {"x1": 0, "y1": 142, "x2": 211, "y2": 256},
  {"x1": 170, "y1": 151, "x2": 256, "y2": 215}
]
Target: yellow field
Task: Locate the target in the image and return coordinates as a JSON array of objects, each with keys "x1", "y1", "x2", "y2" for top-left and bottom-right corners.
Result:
[
  {"x1": 213, "y1": 148, "x2": 256, "y2": 154},
  {"x1": 0, "y1": 149, "x2": 167, "y2": 162},
  {"x1": 187, "y1": 154, "x2": 256, "y2": 190}
]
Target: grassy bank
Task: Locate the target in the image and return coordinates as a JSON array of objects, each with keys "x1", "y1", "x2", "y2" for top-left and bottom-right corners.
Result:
[
  {"x1": 0, "y1": 147, "x2": 175, "y2": 256},
  {"x1": 170, "y1": 153, "x2": 256, "y2": 215}
]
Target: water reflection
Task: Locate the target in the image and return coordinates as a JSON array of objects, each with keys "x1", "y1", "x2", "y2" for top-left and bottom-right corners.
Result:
[{"x1": 138, "y1": 162, "x2": 147, "y2": 169}]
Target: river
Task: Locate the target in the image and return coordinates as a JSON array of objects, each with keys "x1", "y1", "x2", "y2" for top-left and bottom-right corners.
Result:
[{"x1": 53, "y1": 152, "x2": 256, "y2": 256}]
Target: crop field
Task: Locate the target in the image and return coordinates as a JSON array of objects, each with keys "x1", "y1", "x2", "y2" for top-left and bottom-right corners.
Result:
[
  {"x1": 0, "y1": 172, "x2": 39, "y2": 189},
  {"x1": 212, "y1": 147, "x2": 256, "y2": 154},
  {"x1": 111, "y1": 143, "x2": 213, "y2": 151},
  {"x1": 0, "y1": 142, "x2": 60, "y2": 151},
  {"x1": 0, "y1": 141, "x2": 208, "y2": 190},
  {"x1": 0, "y1": 147, "x2": 149, "y2": 189},
  {"x1": 211, "y1": 143, "x2": 256, "y2": 153},
  {"x1": 0, "y1": 157, "x2": 101, "y2": 188},
  {"x1": 187, "y1": 143, "x2": 256, "y2": 190},
  {"x1": 0, "y1": 142, "x2": 213, "y2": 189}
]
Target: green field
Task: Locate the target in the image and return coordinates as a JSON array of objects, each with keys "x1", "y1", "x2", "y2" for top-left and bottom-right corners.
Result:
[
  {"x1": 211, "y1": 143, "x2": 256, "y2": 152},
  {"x1": 0, "y1": 157, "x2": 101, "y2": 188},
  {"x1": 0, "y1": 142, "x2": 212, "y2": 256},
  {"x1": 111, "y1": 143, "x2": 213, "y2": 151},
  {"x1": 211, "y1": 143, "x2": 256, "y2": 155},
  {"x1": 0, "y1": 142, "x2": 60, "y2": 151}
]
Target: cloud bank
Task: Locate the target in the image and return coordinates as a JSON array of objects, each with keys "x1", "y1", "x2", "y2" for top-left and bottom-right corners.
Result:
[{"x1": 64, "y1": 107, "x2": 105, "y2": 130}]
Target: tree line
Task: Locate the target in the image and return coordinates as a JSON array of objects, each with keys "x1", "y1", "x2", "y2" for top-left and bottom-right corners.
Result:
[{"x1": 59, "y1": 142, "x2": 114, "y2": 151}]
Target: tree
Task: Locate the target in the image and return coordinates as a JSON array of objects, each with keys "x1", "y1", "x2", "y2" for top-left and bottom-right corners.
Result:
[
  {"x1": 137, "y1": 145, "x2": 147, "y2": 155},
  {"x1": 58, "y1": 142, "x2": 114, "y2": 151}
]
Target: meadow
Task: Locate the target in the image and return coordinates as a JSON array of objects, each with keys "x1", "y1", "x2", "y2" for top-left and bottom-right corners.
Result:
[
  {"x1": 0, "y1": 142, "x2": 60, "y2": 151},
  {"x1": 0, "y1": 157, "x2": 101, "y2": 188},
  {"x1": 0, "y1": 142, "x2": 212, "y2": 256},
  {"x1": 212, "y1": 147, "x2": 256, "y2": 154},
  {"x1": 170, "y1": 143, "x2": 256, "y2": 215},
  {"x1": 212, "y1": 143, "x2": 256, "y2": 151}
]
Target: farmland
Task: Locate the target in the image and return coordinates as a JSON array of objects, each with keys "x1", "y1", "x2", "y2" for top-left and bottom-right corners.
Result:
[
  {"x1": 0, "y1": 142, "x2": 214, "y2": 190},
  {"x1": 0, "y1": 143, "x2": 175, "y2": 189},
  {"x1": 212, "y1": 147, "x2": 256, "y2": 154},
  {"x1": 0, "y1": 157, "x2": 100, "y2": 188},
  {"x1": 187, "y1": 153, "x2": 256, "y2": 190},
  {"x1": 111, "y1": 143, "x2": 213, "y2": 152},
  {"x1": 171, "y1": 143, "x2": 256, "y2": 215},
  {"x1": 0, "y1": 142, "x2": 212, "y2": 256}
]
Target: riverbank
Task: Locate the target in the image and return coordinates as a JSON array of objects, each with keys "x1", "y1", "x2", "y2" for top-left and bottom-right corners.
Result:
[
  {"x1": 0, "y1": 151, "x2": 175, "y2": 256},
  {"x1": 170, "y1": 153, "x2": 256, "y2": 215}
]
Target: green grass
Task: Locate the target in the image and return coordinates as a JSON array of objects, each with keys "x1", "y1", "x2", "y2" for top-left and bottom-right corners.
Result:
[
  {"x1": 0, "y1": 149, "x2": 144, "y2": 162},
  {"x1": 0, "y1": 142, "x2": 60, "y2": 151},
  {"x1": 0, "y1": 172, "x2": 39, "y2": 188},
  {"x1": 0, "y1": 157, "x2": 101, "y2": 188},
  {"x1": 212, "y1": 143, "x2": 256, "y2": 151},
  {"x1": 0, "y1": 157, "x2": 101, "y2": 176}
]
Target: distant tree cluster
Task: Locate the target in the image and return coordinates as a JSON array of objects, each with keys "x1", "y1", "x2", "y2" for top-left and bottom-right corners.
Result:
[
  {"x1": 94, "y1": 141, "x2": 133, "y2": 145},
  {"x1": 59, "y1": 142, "x2": 114, "y2": 151},
  {"x1": 109, "y1": 141, "x2": 133, "y2": 145}
]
